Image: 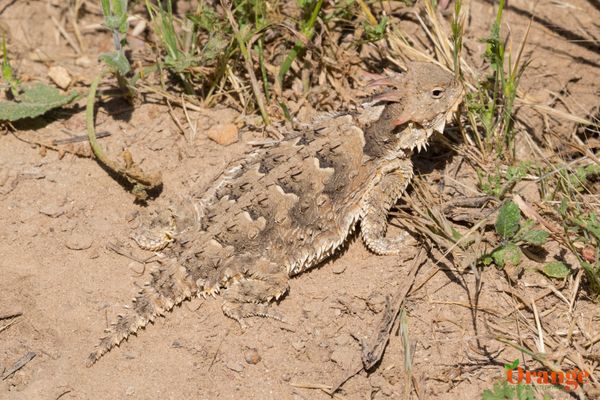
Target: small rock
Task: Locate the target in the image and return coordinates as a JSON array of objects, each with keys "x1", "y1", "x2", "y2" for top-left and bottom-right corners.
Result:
[
  {"x1": 125, "y1": 386, "x2": 135, "y2": 396},
  {"x1": 75, "y1": 56, "x2": 92, "y2": 67},
  {"x1": 281, "y1": 373, "x2": 291, "y2": 382},
  {"x1": 291, "y1": 340, "x2": 305, "y2": 351},
  {"x1": 225, "y1": 360, "x2": 244, "y2": 373},
  {"x1": 330, "y1": 348, "x2": 354, "y2": 369},
  {"x1": 582, "y1": 246, "x2": 596, "y2": 263},
  {"x1": 39, "y1": 204, "x2": 67, "y2": 218},
  {"x1": 48, "y1": 66, "x2": 72, "y2": 89},
  {"x1": 65, "y1": 234, "x2": 93, "y2": 250},
  {"x1": 207, "y1": 123, "x2": 239, "y2": 146},
  {"x1": 244, "y1": 348, "x2": 261, "y2": 365},
  {"x1": 331, "y1": 263, "x2": 346, "y2": 274}
]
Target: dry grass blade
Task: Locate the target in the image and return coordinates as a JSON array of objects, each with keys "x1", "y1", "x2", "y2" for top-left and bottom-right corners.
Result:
[
  {"x1": 360, "y1": 250, "x2": 424, "y2": 370},
  {"x1": 0, "y1": 310, "x2": 22, "y2": 320},
  {"x1": 517, "y1": 97, "x2": 594, "y2": 125},
  {"x1": 422, "y1": 0, "x2": 453, "y2": 65},
  {"x1": 2, "y1": 352, "x2": 36, "y2": 380}
]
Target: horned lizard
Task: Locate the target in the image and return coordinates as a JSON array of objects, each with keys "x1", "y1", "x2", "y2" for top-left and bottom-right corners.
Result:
[{"x1": 87, "y1": 62, "x2": 463, "y2": 366}]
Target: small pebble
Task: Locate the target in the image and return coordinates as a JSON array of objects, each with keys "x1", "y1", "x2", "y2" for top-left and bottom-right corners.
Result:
[
  {"x1": 225, "y1": 361, "x2": 244, "y2": 373},
  {"x1": 207, "y1": 123, "x2": 239, "y2": 146},
  {"x1": 39, "y1": 204, "x2": 67, "y2": 218},
  {"x1": 281, "y1": 373, "x2": 291, "y2": 382},
  {"x1": 582, "y1": 246, "x2": 595, "y2": 263},
  {"x1": 75, "y1": 56, "x2": 92, "y2": 67},
  {"x1": 244, "y1": 348, "x2": 261, "y2": 365},
  {"x1": 291, "y1": 340, "x2": 305, "y2": 351},
  {"x1": 65, "y1": 234, "x2": 93, "y2": 250},
  {"x1": 331, "y1": 263, "x2": 346, "y2": 274},
  {"x1": 125, "y1": 386, "x2": 135, "y2": 396},
  {"x1": 48, "y1": 66, "x2": 72, "y2": 89}
]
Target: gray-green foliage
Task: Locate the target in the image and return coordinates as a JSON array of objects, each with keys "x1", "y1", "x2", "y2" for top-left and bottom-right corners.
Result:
[
  {"x1": 495, "y1": 201, "x2": 521, "y2": 240},
  {"x1": 364, "y1": 15, "x2": 388, "y2": 42},
  {"x1": 1, "y1": 38, "x2": 78, "y2": 122},
  {"x1": 479, "y1": 162, "x2": 532, "y2": 198},
  {"x1": 483, "y1": 201, "x2": 566, "y2": 279},
  {"x1": 0, "y1": 84, "x2": 78, "y2": 122},
  {"x1": 482, "y1": 380, "x2": 536, "y2": 400},
  {"x1": 558, "y1": 201, "x2": 600, "y2": 295},
  {"x1": 100, "y1": 0, "x2": 132, "y2": 85},
  {"x1": 543, "y1": 261, "x2": 570, "y2": 279}
]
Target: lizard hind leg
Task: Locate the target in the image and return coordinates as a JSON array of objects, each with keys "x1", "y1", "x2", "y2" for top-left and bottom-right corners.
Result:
[{"x1": 220, "y1": 260, "x2": 289, "y2": 328}]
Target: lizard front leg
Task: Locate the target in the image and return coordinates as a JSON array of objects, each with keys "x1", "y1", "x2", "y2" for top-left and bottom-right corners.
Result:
[{"x1": 361, "y1": 159, "x2": 414, "y2": 255}]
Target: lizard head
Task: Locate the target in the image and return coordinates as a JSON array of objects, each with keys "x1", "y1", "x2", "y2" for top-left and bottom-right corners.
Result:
[{"x1": 365, "y1": 62, "x2": 463, "y2": 156}]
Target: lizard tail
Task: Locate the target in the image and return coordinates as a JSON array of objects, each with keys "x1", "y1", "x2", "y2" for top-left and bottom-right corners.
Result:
[{"x1": 87, "y1": 259, "x2": 197, "y2": 367}]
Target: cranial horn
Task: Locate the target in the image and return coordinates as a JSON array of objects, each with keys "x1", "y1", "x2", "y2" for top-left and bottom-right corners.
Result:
[{"x1": 371, "y1": 89, "x2": 403, "y2": 103}]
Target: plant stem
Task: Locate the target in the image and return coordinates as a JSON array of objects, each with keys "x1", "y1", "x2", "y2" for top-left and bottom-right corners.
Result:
[{"x1": 86, "y1": 73, "x2": 162, "y2": 200}]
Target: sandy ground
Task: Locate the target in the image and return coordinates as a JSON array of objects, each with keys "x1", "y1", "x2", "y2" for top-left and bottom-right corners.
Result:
[{"x1": 1, "y1": 0, "x2": 599, "y2": 399}]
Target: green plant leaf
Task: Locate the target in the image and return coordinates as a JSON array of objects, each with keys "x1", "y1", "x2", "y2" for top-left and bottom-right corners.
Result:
[
  {"x1": 482, "y1": 381, "x2": 514, "y2": 400},
  {"x1": 542, "y1": 262, "x2": 570, "y2": 279},
  {"x1": 495, "y1": 201, "x2": 521, "y2": 239},
  {"x1": 102, "y1": 0, "x2": 128, "y2": 33},
  {"x1": 482, "y1": 378, "x2": 535, "y2": 400},
  {"x1": 504, "y1": 359, "x2": 519, "y2": 370},
  {"x1": 99, "y1": 50, "x2": 131, "y2": 76},
  {"x1": 481, "y1": 255, "x2": 494, "y2": 266},
  {"x1": 584, "y1": 213, "x2": 600, "y2": 241},
  {"x1": 558, "y1": 198, "x2": 568, "y2": 216},
  {"x1": 518, "y1": 219, "x2": 535, "y2": 231},
  {"x1": 492, "y1": 243, "x2": 522, "y2": 268},
  {"x1": 0, "y1": 83, "x2": 78, "y2": 121},
  {"x1": 2, "y1": 36, "x2": 19, "y2": 96},
  {"x1": 364, "y1": 16, "x2": 388, "y2": 42},
  {"x1": 520, "y1": 229, "x2": 549, "y2": 246}
]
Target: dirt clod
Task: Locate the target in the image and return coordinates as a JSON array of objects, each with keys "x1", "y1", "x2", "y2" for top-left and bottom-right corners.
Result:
[
  {"x1": 225, "y1": 360, "x2": 245, "y2": 373},
  {"x1": 206, "y1": 123, "x2": 239, "y2": 146},
  {"x1": 48, "y1": 66, "x2": 72, "y2": 89},
  {"x1": 65, "y1": 234, "x2": 93, "y2": 251}
]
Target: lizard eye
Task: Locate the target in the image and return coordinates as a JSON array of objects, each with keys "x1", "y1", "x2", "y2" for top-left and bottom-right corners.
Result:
[{"x1": 431, "y1": 87, "x2": 444, "y2": 99}]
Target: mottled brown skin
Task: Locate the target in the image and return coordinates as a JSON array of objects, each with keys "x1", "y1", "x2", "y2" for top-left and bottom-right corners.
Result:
[{"x1": 87, "y1": 62, "x2": 463, "y2": 366}]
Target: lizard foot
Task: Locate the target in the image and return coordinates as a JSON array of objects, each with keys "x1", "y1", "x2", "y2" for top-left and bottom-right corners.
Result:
[{"x1": 364, "y1": 231, "x2": 418, "y2": 256}]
